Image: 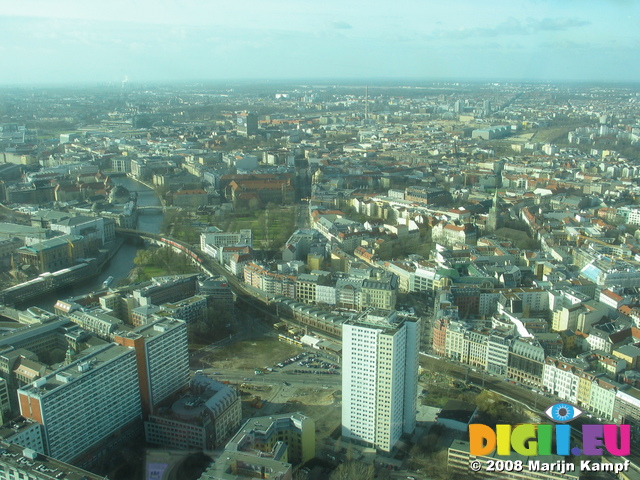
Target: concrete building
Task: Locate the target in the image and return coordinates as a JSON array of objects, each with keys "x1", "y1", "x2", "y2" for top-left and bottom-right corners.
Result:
[
  {"x1": 49, "y1": 215, "x2": 114, "y2": 246},
  {"x1": 171, "y1": 189, "x2": 209, "y2": 208},
  {"x1": 0, "y1": 418, "x2": 44, "y2": 454},
  {"x1": 115, "y1": 318, "x2": 189, "y2": 417},
  {"x1": 542, "y1": 358, "x2": 583, "y2": 404},
  {"x1": 198, "y1": 412, "x2": 315, "y2": 480},
  {"x1": 17, "y1": 344, "x2": 141, "y2": 463},
  {"x1": 507, "y1": 338, "x2": 545, "y2": 387},
  {"x1": 198, "y1": 276, "x2": 235, "y2": 313},
  {"x1": 281, "y1": 229, "x2": 327, "y2": 262},
  {"x1": 431, "y1": 222, "x2": 477, "y2": 248},
  {"x1": 236, "y1": 113, "x2": 258, "y2": 137},
  {"x1": 68, "y1": 308, "x2": 123, "y2": 339},
  {"x1": 342, "y1": 309, "x2": 420, "y2": 452},
  {"x1": 200, "y1": 228, "x2": 253, "y2": 251},
  {"x1": 132, "y1": 274, "x2": 198, "y2": 307},
  {"x1": 448, "y1": 439, "x2": 579, "y2": 480},
  {"x1": 0, "y1": 442, "x2": 108, "y2": 480},
  {"x1": 160, "y1": 295, "x2": 208, "y2": 324}
]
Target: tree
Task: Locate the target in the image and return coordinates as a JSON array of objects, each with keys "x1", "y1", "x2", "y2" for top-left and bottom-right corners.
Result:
[{"x1": 329, "y1": 461, "x2": 374, "y2": 480}]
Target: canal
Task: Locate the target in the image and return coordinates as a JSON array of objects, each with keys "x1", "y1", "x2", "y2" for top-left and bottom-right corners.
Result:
[{"x1": 32, "y1": 177, "x2": 165, "y2": 309}]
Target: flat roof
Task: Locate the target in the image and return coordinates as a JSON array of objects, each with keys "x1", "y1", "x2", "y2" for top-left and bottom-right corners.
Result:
[
  {"x1": 439, "y1": 399, "x2": 478, "y2": 424},
  {"x1": 0, "y1": 441, "x2": 108, "y2": 479},
  {"x1": 18, "y1": 344, "x2": 131, "y2": 398}
]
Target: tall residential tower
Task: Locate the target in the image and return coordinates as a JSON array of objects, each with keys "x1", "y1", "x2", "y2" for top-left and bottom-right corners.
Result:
[{"x1": 341, "y1": 309, "x2": 420, "y2": 452}]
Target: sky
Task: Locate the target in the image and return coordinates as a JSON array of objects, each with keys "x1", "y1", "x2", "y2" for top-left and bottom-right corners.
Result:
[{"x1": 1, "y1": 0, "x2": 639, "y2": 86}]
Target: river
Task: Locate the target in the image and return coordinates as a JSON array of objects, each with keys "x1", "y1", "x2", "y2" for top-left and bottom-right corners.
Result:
[{"x1": 31, "y1": 177, "x2": 165, "y2": 309}]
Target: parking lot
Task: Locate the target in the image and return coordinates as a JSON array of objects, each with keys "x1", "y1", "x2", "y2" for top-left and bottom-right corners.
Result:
[{"x1": 273, "y1": 351, "x2": 340, "y2": 376}]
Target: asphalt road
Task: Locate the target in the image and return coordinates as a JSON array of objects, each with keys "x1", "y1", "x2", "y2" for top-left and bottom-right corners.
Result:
[{"x1": 203, "y1": 368, "x2": 341, "y2": 388}]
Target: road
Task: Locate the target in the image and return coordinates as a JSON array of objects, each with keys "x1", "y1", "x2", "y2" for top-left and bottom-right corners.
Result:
[
  {"x1": 295, "y1": 201, "x2": 309, "y2": 229},
  {"x1": 420, "y1": 355, "x2": 553, "y2": 412},
  {"x1": 204, "y1": 369, "x2": 341, "y2": 388}
]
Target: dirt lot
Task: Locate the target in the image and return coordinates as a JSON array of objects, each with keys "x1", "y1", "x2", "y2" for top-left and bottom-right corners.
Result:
[
  {"x1": 241, "y1": 384, "x2": 341, "y2": 444},
  {"x1": 204, "y1": 337, "x2": 304, "y2": 370},
  {"x1": 205, "y1": 338, "x2": 342, "y2": 443}
]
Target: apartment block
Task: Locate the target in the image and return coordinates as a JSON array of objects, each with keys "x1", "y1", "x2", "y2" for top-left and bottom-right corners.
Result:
[
  {"x1": 115, "y1": 318, "x2": 189, "y2": 416},
  {"x1": 342, "y1": 310, "x2": 419, "y2": 452},
  {"x1": 17, "y1": 344, "x2": 141, "y2": 463},
  {"x1": 160, "y1": 295, "x2": 208, "y2": 324}
]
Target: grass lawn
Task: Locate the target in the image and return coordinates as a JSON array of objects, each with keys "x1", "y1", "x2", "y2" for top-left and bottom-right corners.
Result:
[
  {"x1": 141, "y1": 266, "x2": 166, "y2": 278},
  {"x1": 215, "y1": 206, "x2": 297, "y2": 249},
  {"x1": 530, "y1": 126, "x2": 575, "y2": 144}
]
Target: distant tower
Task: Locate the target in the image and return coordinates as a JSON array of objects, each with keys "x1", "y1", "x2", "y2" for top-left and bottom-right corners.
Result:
[
  {"x1": 237, "y1": 113, "x2": 258, "y2": 137},
  {"x1": 364, "y1": 86, "x2": 369, "y2": 121},
  {"x1": 486, "y1": 190, "x2": 502, "y2": 233}
]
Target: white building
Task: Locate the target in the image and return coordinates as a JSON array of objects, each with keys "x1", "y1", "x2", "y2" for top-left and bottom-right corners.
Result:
[
  {"x1": 342, "y1": 310, "x2": 420, "y2": 452},
  {"x1": 588, "y1": 378, "x2": 619, "y2": 421},
  {"x1": 200, "y1": 228, "x2": 252, "y2": 251},
  {"x1": 542, "y1": 358, "x2": 581, "y2": 404},
  {"x1": 49, "y1": 215, "x2": 114, "y2": 246}
]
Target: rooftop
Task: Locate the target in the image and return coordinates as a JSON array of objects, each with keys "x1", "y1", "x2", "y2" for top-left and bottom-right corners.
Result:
[
  {"x1": 0, "y1": 442, "x2": 107, "y2": 480},
  {"x1": 18, "y1": 344, "x2": 131, "y2": 397}
]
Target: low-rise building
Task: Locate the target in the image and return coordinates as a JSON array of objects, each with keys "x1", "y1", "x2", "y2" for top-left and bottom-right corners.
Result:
[
  {"x1": 199, "y1": 412, "x2": 315, "y2": 480},
  {"x1": 145, "y1": 374, "x2": 241, "y2": 450},
  {"x1": 0, "y1": 442, "x2": 109, "y2": 480}
]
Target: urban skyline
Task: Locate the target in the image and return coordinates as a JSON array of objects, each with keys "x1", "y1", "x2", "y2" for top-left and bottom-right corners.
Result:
[{"x1": 3, "y1": 63, "x2": 640, "y2": 477}]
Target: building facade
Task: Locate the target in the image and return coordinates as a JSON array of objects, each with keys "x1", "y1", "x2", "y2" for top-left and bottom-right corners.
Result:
[
  {"x1": 342, "y1": 310, "x2": 420, "y2": 452},
  {"x1": 17, "y1": 344, "x2": 142, "y2": 463}
]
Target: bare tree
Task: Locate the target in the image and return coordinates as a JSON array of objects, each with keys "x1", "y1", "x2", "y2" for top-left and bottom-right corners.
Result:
[{"x1": 329, "y1": 461, "x2": 374, "y2": 480}]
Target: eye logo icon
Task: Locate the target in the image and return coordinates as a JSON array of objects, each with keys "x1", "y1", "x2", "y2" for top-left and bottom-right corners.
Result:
[{"x1": 545, "y1": 403, "x2": 583, "y2": 423}]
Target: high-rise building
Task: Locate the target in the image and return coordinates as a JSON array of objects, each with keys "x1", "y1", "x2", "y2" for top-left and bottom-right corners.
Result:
[
  {"x1": 237, "y1": 113, "x2": 258, "y2": 137},
  {"x1": 17, "y1": 344, "x2": 141, "y2": 463},
  {"x1": 341, "y1": 309, "x2": 420, "y2": 452},
  {"x1": 115, "y1": 318, "x2": 190, "y2": 416}
]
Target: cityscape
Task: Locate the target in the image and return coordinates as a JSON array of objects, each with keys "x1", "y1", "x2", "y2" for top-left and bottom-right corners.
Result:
[{"x1": 2, "y1": 2, "x2": 640, "y2": 480}]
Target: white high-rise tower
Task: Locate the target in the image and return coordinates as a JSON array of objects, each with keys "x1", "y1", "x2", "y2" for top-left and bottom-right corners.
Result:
[{"x1": 341, "y1": 309, "x2": 420, "y2": 452}]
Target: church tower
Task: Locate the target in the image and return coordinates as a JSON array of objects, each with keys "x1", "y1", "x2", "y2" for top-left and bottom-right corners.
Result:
[{"x1": 486, "y1": 190, "x2": 502, "y2": 232}]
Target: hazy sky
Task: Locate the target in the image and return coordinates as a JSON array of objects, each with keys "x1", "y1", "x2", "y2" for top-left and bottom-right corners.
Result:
[{"x1": 2, "y1": 0, "x2": 639, "y2": 85}]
